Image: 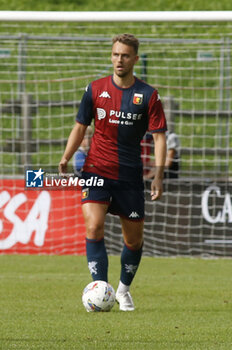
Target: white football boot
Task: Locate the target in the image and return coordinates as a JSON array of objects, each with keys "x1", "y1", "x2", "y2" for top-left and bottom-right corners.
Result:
[{"x1": 116, "y1": 290, "x2": 135, "y2": 311}]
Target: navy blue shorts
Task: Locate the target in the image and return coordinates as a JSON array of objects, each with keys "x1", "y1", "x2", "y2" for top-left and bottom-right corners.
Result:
[{"x1": 81, "y1": 172, "x2": 144, "y2": 221}]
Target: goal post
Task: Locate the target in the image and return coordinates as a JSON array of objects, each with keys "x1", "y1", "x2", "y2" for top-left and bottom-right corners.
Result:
[
  {"x1": 0, "y1": 11, "x2": 231, "y2": 256},
  {"x1": 1, "y1": 11, "x2": 232, "y2": 22}
]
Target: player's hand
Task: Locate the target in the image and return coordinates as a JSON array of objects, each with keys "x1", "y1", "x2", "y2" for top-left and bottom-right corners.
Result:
[
  {"x1": 151, "y1": 177, "x2": 163, "y2": 201},
  {"x1": 59, "y1": 158, "x2": 68, "y2": 175}
]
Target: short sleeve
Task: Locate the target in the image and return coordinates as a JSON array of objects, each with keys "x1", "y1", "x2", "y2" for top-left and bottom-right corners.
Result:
[
  {"x1": 148, "y1": 90, "x2": 167, "y2": 133},
  {"x1": 167, "y1": 132, "x2": 180, "y2": 150},
  {"x1": 76, "y1": 84, "x2": 94, "y2": 125}
]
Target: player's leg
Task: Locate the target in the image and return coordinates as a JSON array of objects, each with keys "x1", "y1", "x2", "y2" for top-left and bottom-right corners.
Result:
[
  {"x1": 109, "y1": 181, "x2": 144, "y2": 311},
  {"x1": 120, "y1": 217, "x2": 144, "y2": 250},
  {"x1": 82, "y1": 202, "x2": 109, "y2": 282},
  {"x1": 116, "y1": 218, "x2": 144, "y2": 311},
  {"x1": 119, "y1": 217, "x2": 144, "y2": 290},
  {"x1": 120, "y1": 217, "x2": 144, "y2": 287}
]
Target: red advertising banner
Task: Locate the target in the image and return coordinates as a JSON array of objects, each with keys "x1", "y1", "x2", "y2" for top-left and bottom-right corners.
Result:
[{"x1": 0, "y1": 180, "x2": 86, "y2": 254}]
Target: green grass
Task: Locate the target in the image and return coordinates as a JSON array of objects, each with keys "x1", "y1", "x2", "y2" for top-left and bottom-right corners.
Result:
[
  {"x1": 0, "y1": 0, "x2": 232, "y2": 11},
  {"x1": 1, "y1": 255, "x2": 232, "y2": 350}
]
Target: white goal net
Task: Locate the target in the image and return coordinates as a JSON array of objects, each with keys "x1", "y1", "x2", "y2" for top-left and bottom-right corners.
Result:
[{"x1": 0, "y1": 12, "x2": 231, "y2": 256}]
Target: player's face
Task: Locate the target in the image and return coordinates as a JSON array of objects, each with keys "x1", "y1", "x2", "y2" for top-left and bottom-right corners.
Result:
[{"x1": 111, "y1": 42, "x2": 139, "y2": 78}]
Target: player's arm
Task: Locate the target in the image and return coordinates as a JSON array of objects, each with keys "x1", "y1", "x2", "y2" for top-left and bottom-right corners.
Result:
[
  {"x1": 59, "y1": 122, "x2": 87, "y2": 174},
  {"x1": 165, "y1": 148, "x2": 176, "y2": 168},
  {"x1": 151, "y1": 132, "x2": 167, "y2": 201}
]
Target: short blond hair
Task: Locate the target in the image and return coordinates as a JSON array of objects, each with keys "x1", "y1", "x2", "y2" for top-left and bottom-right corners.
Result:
[{"x1": 112, "y1": 33, "x2": 139, "y2": 54}]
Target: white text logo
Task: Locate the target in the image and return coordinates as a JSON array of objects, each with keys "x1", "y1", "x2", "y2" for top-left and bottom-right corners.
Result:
[
  {"x1": 110, "y1": 110, "x2": 142, "y2": 120},
  {"x1": 44, "y1": 176, "x2": 104, "y2": 188},
  {"x1": 0, "y1": 191, "x2": 51, "y2": 249},
  {"x1": 202, "y1": 185, "x2": 232, "y2": 223}
]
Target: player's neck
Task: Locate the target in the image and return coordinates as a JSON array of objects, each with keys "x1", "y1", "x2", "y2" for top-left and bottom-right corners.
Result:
[{"x1": 113, "y1": 73, "x2": 135, "y2": 89}]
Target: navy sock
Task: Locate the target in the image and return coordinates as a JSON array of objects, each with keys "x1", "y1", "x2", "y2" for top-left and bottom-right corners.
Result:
[
  {"x1": 86, "y1": 238, "x2": 108, "y2": 282},
  {"x1": 120, "y1": 243, "x2": 143, "y2": 286}
]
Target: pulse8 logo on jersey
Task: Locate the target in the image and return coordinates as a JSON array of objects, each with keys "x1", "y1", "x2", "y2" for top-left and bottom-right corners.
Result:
[
  {"x1": 26, "y1": 168, "x2": 44, "y2": 188},
  {"x1": 109, "y1": 110, "x2": 142, "y2": 120},
  {"x1": 97, "y1": 108, "x2": 143, "y2": 123},
  {"x1": 97, "y1": 108, "x2": 106, "y2": 120}
]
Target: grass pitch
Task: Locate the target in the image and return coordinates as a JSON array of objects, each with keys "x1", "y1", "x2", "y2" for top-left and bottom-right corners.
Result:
[{"x1": 0, "y1": 255, "x2": 232, "y2": 350}]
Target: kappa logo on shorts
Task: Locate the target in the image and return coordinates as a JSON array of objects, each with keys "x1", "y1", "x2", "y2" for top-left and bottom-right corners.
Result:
[
  {"x1": 82, "y1": 188, "x2": 89, "y2": 199},
  {"x1": 129, "y1": 211, "x2": 140, "y2": 218}
]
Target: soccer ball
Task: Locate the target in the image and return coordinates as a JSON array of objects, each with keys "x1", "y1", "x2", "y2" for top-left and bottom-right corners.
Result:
[{"x1": 82, "y1": 280, "x2": 116, "y2": 312}]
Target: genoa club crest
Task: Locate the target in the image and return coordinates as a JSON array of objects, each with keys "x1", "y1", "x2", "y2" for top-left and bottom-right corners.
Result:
[
  {"x1": 82, "y1": 188, "x2": 89, "y2": 199},
  {"x1": 133, "y1": 93, "x2": 143, "y2": 105}
]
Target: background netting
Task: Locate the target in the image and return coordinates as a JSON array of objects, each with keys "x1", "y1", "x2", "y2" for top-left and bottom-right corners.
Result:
[{"x1": 0, "y1": 21, "x2": 231, "y2": 256}]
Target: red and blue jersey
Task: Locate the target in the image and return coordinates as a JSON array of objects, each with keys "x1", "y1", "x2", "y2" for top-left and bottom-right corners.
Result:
[{"x1": 76, "y1": 75, "x2": 167, "y2": 181}]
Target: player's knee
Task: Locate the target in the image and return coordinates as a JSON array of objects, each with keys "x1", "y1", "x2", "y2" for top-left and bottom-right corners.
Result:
[
  {"x1": 124, "y1": 238, "x2": 143, "y2": 251},
  {"x1": 86, "y1": 222, "x2": 104, "y2": 240}
]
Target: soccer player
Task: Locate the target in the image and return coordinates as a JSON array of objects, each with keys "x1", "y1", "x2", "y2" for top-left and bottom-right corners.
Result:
[
  {"x1": 59, "y1": 34, "x2": 167, "y2": 311},
  {"x1": 143, "y1": 130, "x2": 180, "y2": 179},
  {"x1": 165, "y1": 131, "x2": 180, "y2": 178}
]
